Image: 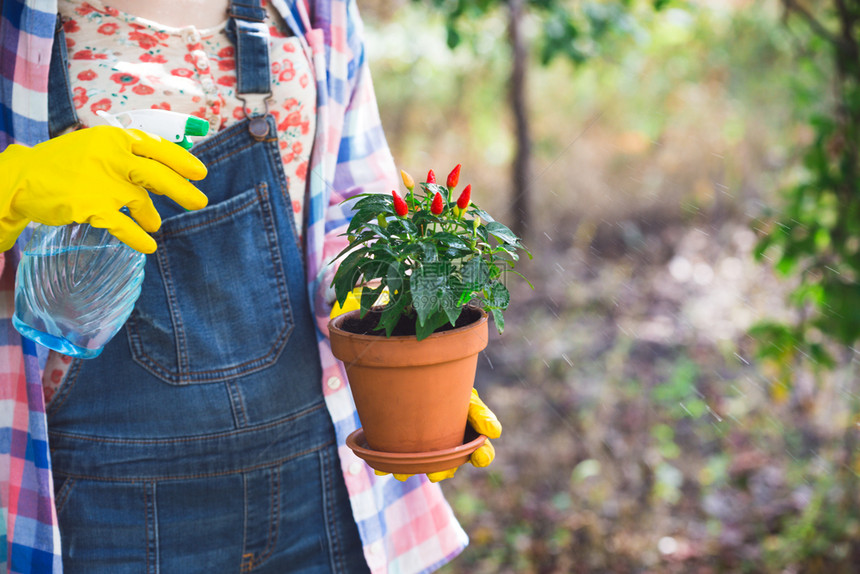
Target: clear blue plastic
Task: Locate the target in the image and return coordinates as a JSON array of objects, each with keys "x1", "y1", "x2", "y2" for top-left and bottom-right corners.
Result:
[{"x1": 13, "y1": 223, "x2": 146, "y2": 359}]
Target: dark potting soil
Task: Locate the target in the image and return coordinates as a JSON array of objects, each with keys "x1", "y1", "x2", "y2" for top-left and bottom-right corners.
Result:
[{"x1": 340, "y1": 306, "x2": 483, "y2": 337}]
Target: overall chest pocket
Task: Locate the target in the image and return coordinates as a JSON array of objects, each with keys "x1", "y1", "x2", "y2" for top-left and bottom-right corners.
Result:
[{"x1": 126, "y1": 182, "x2": 294, "y2": 384}]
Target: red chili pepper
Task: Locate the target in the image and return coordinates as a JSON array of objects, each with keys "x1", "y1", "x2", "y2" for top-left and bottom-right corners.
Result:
[
  {"x1": 426, "y1": 170, "x2": 436, "y2": 184},
  {"x1": 431, "y1": 191, "x2": 444, "y2": 215},
  {"x1": 446, "y1": 164, "x2": 461, "y2": 189},
  {"x1": 392, "y1": 190, "x2": 409, "y2": 217},
  {"x1": 456, "y1": 184, "x2": 471, "y2": 209}
]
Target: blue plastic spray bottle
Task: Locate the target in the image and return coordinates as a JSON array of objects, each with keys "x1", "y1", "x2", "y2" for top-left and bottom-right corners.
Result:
[{"x1": 12, "y1": 110, "x2": 209, "y2": 359}]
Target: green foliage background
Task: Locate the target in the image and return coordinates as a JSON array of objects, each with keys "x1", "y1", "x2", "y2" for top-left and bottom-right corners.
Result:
[{"x1": 359, "y1": 0, "x2": 860, "y2": 571}]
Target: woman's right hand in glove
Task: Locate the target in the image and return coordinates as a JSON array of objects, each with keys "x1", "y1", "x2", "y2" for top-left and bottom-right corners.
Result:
[{"x1": 0, "y1": 126, "x2": 208, "y2": 253}]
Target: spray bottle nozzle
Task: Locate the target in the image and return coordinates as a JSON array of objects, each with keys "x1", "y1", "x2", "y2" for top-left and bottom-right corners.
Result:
[
  {"x1": 96, "y1": 110, "x2": 210, "y2": 149},
  {"x1": 184, "y1": 116, "x2": 210, "y2": 137}
]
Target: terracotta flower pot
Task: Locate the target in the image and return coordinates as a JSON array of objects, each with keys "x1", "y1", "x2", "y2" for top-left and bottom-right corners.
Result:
[{"x1": 329, "y1": 307, "x2": 489, "y2": 456}]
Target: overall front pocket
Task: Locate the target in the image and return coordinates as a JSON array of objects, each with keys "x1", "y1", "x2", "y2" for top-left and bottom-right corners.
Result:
[{"x1": 126, "y1": 182, "x2": 294, "y2": 384}]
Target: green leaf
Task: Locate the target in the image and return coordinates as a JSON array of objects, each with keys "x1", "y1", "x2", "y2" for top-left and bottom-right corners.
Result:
[
  {"x1": 387, "y1": 218, "x2": 418, "y2": 236},
  {"x1": 507, "y1": 269, "x2": 534, "y2": 290},
  {"x1": 351, "y1": 194, "x2": 392, "y2": 211},
  {"x1": 360, "y1": 284, "x2": 384, "y2": 317},
  {"x1": 363, "y1": 223, "x2": 391, "y2": 239},
  {"x1": 490, "y1": 308, "x2": 505, "y2": 334},
  {"x1": 486, "y1": 221, "x2": 521, "y2": 246},
  {"x1": 489, "y1": 282, "x2": 510, "y2": 309},
  {"x1": 412, "y1": 265, "x2": 446, "y2": 325},
  {"x1": 332, "y1": 248, "x2": 370, "y2": 304},
  {"x1": 346, "y1": 208, "x2": 380, "y2": 234},
  {"x1": 416, "y1": 310, "x2": 451, "y2": 341},
  {"x1": 378, "y1": 288, "x2": 410, "y2": 337},
  {"x1": 470, "y1": 207, "x2": 494, "y2": 222},
  {"x1": 385, "y1": 260, "x2": 405, "y2": 298},
  {"x1": 443, "y1": 299, "x2": 462, "y2": 326},
  {"x1": 461, "y1": 257, "x2": 489, "y2": 289},
  {"x1": 422, "y1": 242, "x2": 439, "y2": 263},
  {"x1": 432, "y1": 232, "x2": 470, "y2": 251}
]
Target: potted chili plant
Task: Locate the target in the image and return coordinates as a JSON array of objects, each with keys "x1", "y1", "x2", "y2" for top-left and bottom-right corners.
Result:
[{"x1": 328, "y1": 165, "x2": 530, "y2": 474}]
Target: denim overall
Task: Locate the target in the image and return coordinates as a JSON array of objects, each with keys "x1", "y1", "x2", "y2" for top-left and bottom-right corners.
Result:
[{"x1": 44, "y1": 2, "x2": 367, "y2": 572}]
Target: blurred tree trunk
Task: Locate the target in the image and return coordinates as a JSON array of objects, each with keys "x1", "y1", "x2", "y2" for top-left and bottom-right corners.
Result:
[{"x1": 509, "y1": 0, "x2": 532, "y2": 239}]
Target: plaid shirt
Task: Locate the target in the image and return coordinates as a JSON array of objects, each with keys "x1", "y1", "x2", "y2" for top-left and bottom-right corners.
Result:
[{"x1": 0, "y1": 0, "x2": 469, "y2": 572}]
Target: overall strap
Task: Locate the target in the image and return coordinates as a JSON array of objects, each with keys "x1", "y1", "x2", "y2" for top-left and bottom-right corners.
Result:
[
  {"x1": 227, "y1": 0, "x2": 272, "y2": 97},
  {"x1": 48, "y1": 15, "x2": 81, "y2": 137}
]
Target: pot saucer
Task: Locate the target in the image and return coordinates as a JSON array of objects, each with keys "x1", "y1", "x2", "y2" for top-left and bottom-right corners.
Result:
[{"x1": 346, "y1": 426, "x2": 487, "y2": 475}]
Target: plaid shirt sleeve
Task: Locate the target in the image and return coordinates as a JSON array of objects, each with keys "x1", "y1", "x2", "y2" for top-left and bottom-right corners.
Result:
[
  {"x1": 287, "y1": 0, "x2": 470, "y2": 571},
  {"x1": 1, "y1": 1, "x2": 65, "y2": 572}
]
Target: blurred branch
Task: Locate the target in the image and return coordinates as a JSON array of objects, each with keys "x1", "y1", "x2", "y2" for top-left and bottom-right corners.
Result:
[{"x1": 781, "y1": 0, "x2": 840, "y2": 45}]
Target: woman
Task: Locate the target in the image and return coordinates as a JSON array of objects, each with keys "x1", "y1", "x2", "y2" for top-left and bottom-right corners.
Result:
[{"x1": 0, "y1": 0, "x2": 500, "y2": 572}]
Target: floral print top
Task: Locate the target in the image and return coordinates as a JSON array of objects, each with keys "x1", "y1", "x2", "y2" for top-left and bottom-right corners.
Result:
[
  {"x1": 45, "y1": 0, "x2": 317, "y2": 402},
  {"x1": 58, "y1": 0, "x2": 315, "y2": 235}
]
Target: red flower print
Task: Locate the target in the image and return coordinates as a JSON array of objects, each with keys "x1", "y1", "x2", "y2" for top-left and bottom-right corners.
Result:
[
  {"x1": 210, "y1": 101, "x2": 222, "y2": 115},
  {"x1": 104, "y1": 6, "x2": 119, "y2": 16},
  {"x1": 217, "y1": 76, "x2": 236, "y2": 87},
  {"x1": 75, "y1": 3, "x2": 95, "y2": 15},
  {"x1": 72, "y1": 87, "x2": 88, "y2": 109},
  {"x1": 279, "y1": 140, "x2": 288, "y2": 150},
  {"x1": 272, "y1": 62, "x2": 281, "y2": 74},
  {"x1": 132, "y1": 84, "x2": 155, "y2": 95},
  {"x1": 232, "y1": 106, "x2": 245, "y2": 120},
  {"x1": 283, "y1": 98, "x2": 298, "y2": 110},
  {"x1": 63, "y1": 19, "x2": 80, "y2": 34},
  {"x1": 73, "y1": 49, "x2": 108, "y2": 60},
  {"x1": 292, "y1": 142, "x2": 303, "y2": 154},
  {"x1": 278, "y1": 61, "x2": 295, "y2": 82},
  {"x1": 171, "y1": 68, "x2": 194, "y2": 78},
  {"x1": 187, "y1": 42, "x2": 203, "y2": 52},
  {"x1": 90, "y1": 98, "x2": 112, "y2": 113},
  {"x1": 60, "y1": 354, "x2": 73, "y2": 364},
  {"x1": 155, "y1": 32, "x2": 169, "y2": 41},
  {"x1": 110, "y1": 72, "x2": 139, "y2": 92},
  {"x1": 43, "y1": 387, "x2": 55, "y2": 404},
  {"x1": 65, "y1": 37, "x2": 76, "y2": 49},
  {"x1": 192, "y1": 95, "x2": 202, "y2": 103},
  {"x1": 191, "y1": 107, "x2": 207, "y2": 119},
  {"x1": 50, "y1": 369, "x2": 63, "y2": 384},
  {"x1": 277, "y1": 111, "x2": 302, "y2": 132},
  {"x1": 218, "y1": 59, "x2": 236, "y2": 71},
  {"x1": 184, "y1": 54, "x2": 196, "y2": 65},
  {"x1": 77, "y1": 69, "x2": 97, "y2": 81},
  {"x1": 130, "y1": 30, "x2": 160, "y2": 50},
  {"x1": 292, "y1": 200, "x2": 301, "y2": 213},
  {"x1": 300, "y1": 74, "x2": 309, "y2": 88},
  {"x1": 140, "y1": 53, "x2": 167, "y2": 64},
  {"x1": 97, "y1": 23, "x2": 118, "y2": 35},
  {"x1": 295, "y1": 162, "x2": 308, "y2": 180},
  {"x1": 151, "y1": 102, "x2": 171, "y2": 110},
  {"x1": 283, "y1": 42, "x2": 296, "y2": 53},
  {"x1": 218, "y1": 46, "x2": 235, "y2": 58}
]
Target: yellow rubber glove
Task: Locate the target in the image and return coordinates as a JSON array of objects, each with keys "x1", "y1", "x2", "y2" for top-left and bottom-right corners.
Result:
[
  {"x1": 329, "y1": 286, "x2": 389, "y2": 319},
  {"x1": 375, "y1": 388, "x2": 502, "y2": 483},
  {"x1": 0, "y1": 126, "x2": 208, "y2": 253}
]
